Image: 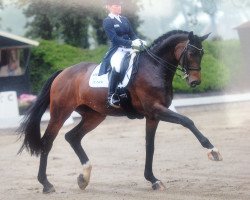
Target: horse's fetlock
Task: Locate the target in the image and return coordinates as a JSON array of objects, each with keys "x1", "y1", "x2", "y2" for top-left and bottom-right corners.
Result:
[
  {"x1": 201, "y1": 138, "x2": 213, "y2": 149},
  {"x1": 144, "y1": 171, "x2": 153, "y2": 181},
  {"x1": 38, "y1": 175, "x2": 45, "y2": 184}
]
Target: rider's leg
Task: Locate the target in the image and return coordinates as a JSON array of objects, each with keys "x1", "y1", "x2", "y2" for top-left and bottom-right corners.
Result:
[
  {"x1": 108, "y1": 48, "x2": 126, "y2": 108},
  {"x1": 108, "y1": 68, "x2": 121, "y2": 108}
]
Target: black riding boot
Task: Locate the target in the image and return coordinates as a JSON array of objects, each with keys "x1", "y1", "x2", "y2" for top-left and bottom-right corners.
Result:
[{"x1": 108, "y1": 69, "x2": 120, "y2": 108}]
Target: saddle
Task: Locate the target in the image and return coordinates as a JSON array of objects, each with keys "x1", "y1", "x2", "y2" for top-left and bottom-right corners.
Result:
[
  {"x1": 89, "y1": 52, "x2": 143, "y2": 119},
  {"x1": 89, "y1": 52, "x2": 138, "y2": 88}
]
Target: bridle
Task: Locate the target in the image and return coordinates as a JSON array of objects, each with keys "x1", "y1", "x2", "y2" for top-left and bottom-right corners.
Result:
[
  {"x1": 142, "y1": 41, "x2": 204, "y2": 78},
  {"x1": 179, "y1": 42, "x2": 204, "y2": 74}
]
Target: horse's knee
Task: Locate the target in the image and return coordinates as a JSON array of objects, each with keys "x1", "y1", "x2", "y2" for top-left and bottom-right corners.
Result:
[
  {"x1": 66, "y1": 132, "x2": 82, "y2": 143},
  {"x1": 180, "y1": 116, "x2": 194, "y2": 128},
  {"x1": 65, "y1": 122, "x2": 84, "y2": 144}
]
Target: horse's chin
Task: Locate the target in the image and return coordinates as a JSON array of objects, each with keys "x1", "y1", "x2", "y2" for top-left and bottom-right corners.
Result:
[
  {"x1": 187, "y1": 80, "x2": 201, "y2": 88},
  {"x1": 190, "y1": 82, "x2": 198, "y2": 88}
]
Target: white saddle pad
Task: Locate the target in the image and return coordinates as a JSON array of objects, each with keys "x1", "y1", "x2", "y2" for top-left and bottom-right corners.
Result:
[{"x1": 89, "y1": 53, "x2": 136, "y2": 88}]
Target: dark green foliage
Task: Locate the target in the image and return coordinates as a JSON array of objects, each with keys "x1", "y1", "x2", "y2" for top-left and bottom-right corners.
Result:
[
  {"x1": 173, "y1": 53, "x2": 229, "y2": 92},
  {"x1": 29, "y1": 39, "x2": 240, "y2": 94},
  {"x1": 29, "y1": 40, "x2": 108, "y2": 93},
  {"x1": 173, "y1": 40, "x2": 242, "y2": 93},
  {"x1": 23, "y1": 0, "x2": 142, "y2": 47}
]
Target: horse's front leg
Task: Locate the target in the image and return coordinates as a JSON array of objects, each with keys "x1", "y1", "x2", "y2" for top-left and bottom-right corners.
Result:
[
  {"x1": 153, "y1": 103, "x2": 222, "y2": 161},
  {"x1": 144, "y1": 118, "x2": 166, "y2": 190}
]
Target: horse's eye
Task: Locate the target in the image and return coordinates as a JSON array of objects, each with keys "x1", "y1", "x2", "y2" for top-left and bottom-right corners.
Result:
[{"x1": 189, "y1": 52, "x2": 196, "y2": 56}]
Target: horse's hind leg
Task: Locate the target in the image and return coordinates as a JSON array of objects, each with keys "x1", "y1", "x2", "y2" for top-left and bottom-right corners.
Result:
[
  {"x1": 38, "y1": 122, "x2": 62, "y2": 193},
  {"x1": 38, "y1": 109, "x2": 72, "y2": 193},
  {"x1": 65, "y1": 109, "x2": 105, "y2": 190}
]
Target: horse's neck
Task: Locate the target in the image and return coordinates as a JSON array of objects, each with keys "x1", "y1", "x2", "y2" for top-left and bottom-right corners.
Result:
[
  {"x1": 148, "y1": 44, "x2": 175, "y2": 79},
  {"x1": 153, "y1": 36, "x2": 186, "y2": 60}
]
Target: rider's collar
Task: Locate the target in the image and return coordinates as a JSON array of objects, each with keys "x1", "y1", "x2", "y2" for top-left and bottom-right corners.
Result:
[{"x1": 109, "y1": 13, "x2": 122, "y2": 23}]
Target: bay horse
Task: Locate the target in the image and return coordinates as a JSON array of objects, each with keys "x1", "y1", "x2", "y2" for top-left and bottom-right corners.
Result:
[{"x1": 18, "y1": 30, "x2": 222, "y2": 194}]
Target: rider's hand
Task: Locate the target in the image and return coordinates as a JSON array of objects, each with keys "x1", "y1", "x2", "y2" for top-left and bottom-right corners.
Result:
[
  {"x1": 140, "y1": 40, "x2": 147, "y2": 47},
  {"x1": 131, "y1": 39, "x2": 147, "y2": 50},
  {"x1": 131, "y1": 39, "x2": 141, "y2": 49}
]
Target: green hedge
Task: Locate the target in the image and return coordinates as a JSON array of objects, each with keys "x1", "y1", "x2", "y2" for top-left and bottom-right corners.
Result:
[
  {"x1": 29, "y1": 39, "x2": 240, "y2": 94},
  {"x1": 29, "y1": 40, "x2": 108, "y2": 93},
  {"x1": 173, "y1": 53, "x2": 229, "y2": 92},
  {"x1": 174, "y1": 40, "x2": 243, "y2": 93}
]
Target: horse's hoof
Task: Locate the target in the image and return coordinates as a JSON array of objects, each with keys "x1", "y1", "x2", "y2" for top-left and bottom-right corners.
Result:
[
  {"x1": 207, "y1": 148, "x2": 223, "y2": 161},
  {"x1": 77, "y1": 174, "x2": 89, "y2": 190},
  {"x1": 152, "y1": 180, "x2": 166, "y2": 191},
  {"x1": 43, "y1": 184, "x2": 55, "y2": 194}
]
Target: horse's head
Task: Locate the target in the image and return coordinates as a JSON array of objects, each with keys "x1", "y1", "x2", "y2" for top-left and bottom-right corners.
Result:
[{"x1": 177, "y1": 31, "x2": 210, "y2": 88}]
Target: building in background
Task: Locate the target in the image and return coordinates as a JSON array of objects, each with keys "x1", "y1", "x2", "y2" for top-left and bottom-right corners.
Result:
[
  {"x1": 0, "y1": 31, "x2": 39, "y2": 95},
  {"x1": 235, "y1": 21, "x2": 250, "y2": 84}
]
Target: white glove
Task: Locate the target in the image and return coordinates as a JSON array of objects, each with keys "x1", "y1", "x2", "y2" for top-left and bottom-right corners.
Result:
[
  {"x1": 131, "y1": 39, "x2": 147, "y2": 50},
  {"x1": 131, "y1": 39, "x2": 142, "y2": 49},
  {"x1": 140, "y1": 40, "x2": 147, "y2": 47}
]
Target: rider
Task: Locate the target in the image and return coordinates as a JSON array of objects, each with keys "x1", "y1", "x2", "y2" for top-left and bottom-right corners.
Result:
[{"x1": 99, "y1": 0, "x2": 146, "y2": 108}]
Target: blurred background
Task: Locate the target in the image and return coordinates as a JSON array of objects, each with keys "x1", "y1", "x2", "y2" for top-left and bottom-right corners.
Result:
[{"x1": 0, "y1": 0, "x2": 250, "y2": 114}]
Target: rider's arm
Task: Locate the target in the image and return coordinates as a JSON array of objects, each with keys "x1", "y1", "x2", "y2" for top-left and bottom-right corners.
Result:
[
  {"x1": 103, "y1": 18, "x2": 133, "y2": 48},
  {"x1": 124, "y1": 17, "x2": 138, "y2": 41}
]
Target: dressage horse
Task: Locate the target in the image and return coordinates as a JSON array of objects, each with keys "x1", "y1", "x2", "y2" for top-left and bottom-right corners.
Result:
[{"x1": 18, "y1": 30, "x2": 222, "y2": 193}]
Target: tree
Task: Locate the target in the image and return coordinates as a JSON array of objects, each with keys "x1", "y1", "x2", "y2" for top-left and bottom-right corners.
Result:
[
  {"x1": 0, "y1": 0, "x2": 3, "y2": 27},
  {"x1": 200, "y1": 0, "x2": 219, "y2": 37},
  {"x1": 175, "y1": 0, "x2": 220, "y2": 37},
  {"x1": 23, "y1": 2, "x2": 58, "y2": 40},
  {"x1": 21, "y1": 0, "x2": 142, "y2": 48},
  {"x1": 91, "y1": 0, "x2": 143, "y2": 45}
]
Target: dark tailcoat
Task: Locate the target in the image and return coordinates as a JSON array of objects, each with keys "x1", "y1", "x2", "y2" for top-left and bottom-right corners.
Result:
[{"x1": 98, "y1": 16, "x2": 138, "y2": 75}]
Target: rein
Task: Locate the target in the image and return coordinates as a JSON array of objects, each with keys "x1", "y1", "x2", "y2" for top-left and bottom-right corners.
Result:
[
  {"x1": 142, "y1": 42, "x2": 203, "y2": 78},
  {"x1": 142, "y1": 45, "x2": 184, "y2": 76}
]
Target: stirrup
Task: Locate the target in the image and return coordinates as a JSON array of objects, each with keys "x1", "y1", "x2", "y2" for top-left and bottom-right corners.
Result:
[{"x1": 108, "y1": 94, "x2": 120, "y2": 108}]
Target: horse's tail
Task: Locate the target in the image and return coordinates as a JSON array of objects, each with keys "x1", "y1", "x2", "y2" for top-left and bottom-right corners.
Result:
[{"x1": 18, "y1": 70, "x2": 63, "y2": 156}]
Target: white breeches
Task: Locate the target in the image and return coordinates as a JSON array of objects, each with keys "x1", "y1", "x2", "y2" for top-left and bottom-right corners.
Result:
[{"x1": 110, "y1": 47, "x2": 132, "y2": 73}]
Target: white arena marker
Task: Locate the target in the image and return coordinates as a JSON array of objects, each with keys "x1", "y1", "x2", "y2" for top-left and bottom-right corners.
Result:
[
  {"x1": 0, "y1": 91, "x2": 19, "y2": 118},
  {"x1": 0, "y1": 91, "x2": 22, "y2": 129}
]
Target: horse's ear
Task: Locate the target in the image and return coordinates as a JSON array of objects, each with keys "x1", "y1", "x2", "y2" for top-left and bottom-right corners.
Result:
[
  {"x1": 188, "y1": 31, "x2": 194, "y2": 40},
  {"x1": 200, "y1": 33, "x2": 211, "y2": 41}
]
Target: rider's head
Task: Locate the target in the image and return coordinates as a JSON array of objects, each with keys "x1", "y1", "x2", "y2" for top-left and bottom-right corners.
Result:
[{"x1": 106, "y1": 0, "x2": 122, "y2": 15}]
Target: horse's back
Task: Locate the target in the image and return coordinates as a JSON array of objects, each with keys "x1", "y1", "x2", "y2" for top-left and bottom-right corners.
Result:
[
  {"x1": 53, "y1": 62, "x2": 97, "y2": 86},
  {"x1": 63, "y1": 62, "x2": 97, "y2": 78}
]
